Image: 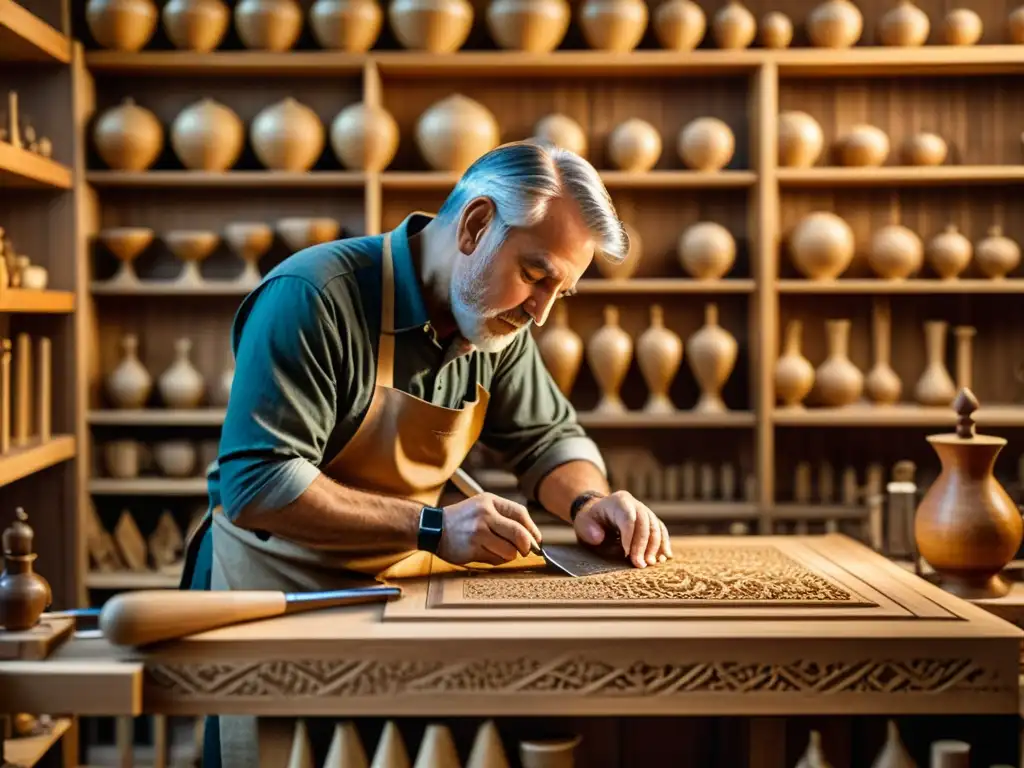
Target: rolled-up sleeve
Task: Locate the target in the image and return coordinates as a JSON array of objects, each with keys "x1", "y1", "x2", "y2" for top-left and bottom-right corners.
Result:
[
  {"x1": 480, "y1": 330, "x2": 606, "y2": 501},
  {"x1": 217, "y1": 276, "x2": 342, "y2": 520}
]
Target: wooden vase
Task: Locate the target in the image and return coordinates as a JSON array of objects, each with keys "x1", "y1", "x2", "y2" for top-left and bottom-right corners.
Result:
[
  {"x1": 330, "y1": 102, "x2": 399, "y2": 172},
  {"x1": 607, "y1": 118, "x2": 662, "y2": 172},
  {"x1": 98, "y1": 227, "x2": 154, "y2": 285},
  {"x1": 759, "y1": 11, "x2": 792, "y2": 47},
  {"x1": 251, "y1": 97, "x2": 325, "y2": 172},
  {"x1": 637, "y1": 305, "x2": 682, "y2": 413},
  {"x1": 773, "y1": 319, "x2": 814, "y2": 408},
  {"x1": 926, "y1": 223, "x2": 972, "y2": 279},
  {"x1": 974, "y1": 225, "x2": 1021, "y2": 279},
  {"x1": 533, "y1": 114, "x2": 587, "y2": 156},
  {"x1": 537, "y1": 302, "x2": 583, "y2": 396},
  {"x1": 677, "y1": 116, "x2": 735, "y2": 171},
  {"x1": 795, "y1": 731, "x2": 832, "y2": 768},
  {"x1": 836, "y1": 124, "x2": 889, "y2": 166},
  {"x1": 778, "y1": 111, "x2": 824, "y2": 168},
  {"x1": 0, "y1": 509, "x2": 52, "y2": 632},
  {"x1": 310, "y1": 0, "x2": 384, "y2": 51},
  {"x1": 806, "y1": 0, "x2": 863, "y2": 48},
  {"x1": 234, "y1": 0, "x2": 303, "y2": 50},
  {"x1": 106, "y1": 333, "x2": 153, "y2": 409},
  {"x1": 389, "y1": 0, "x2": 474, "y2": 51},
  {"x1": 586, "y1": 305, "x2": 633, "y2": 414},
  {"x1": 868, "y1": 224, "x2": 923, "y2": 280},
  {"x1": 162, "y1": 0, "x2": 230, "y2": 51},
  {"x1": 879, "y1": 0, "x2": 930, "y2": 46},
  {"x1": 678, "y1": 221, "x2": 735, "y2": 280},
  {"x1": 93, "y1": 97, "x2": 164, "y2": 171},
  {"x1": 170, "y1": 98, "x2": 245, "y2": 171},
  {"x1": 943, "y1": 8, "x2": 982, "y2": 45},
  {"x1": 913, "y1": 320, "x2": 956, "y2": 407},
  {"x1": 954, "y1": 325, "x2": 975, "y2": 390},
  {"x1": 579, "y1": 0, "x2": 649, "y2": 52},
  {"x1": 86, "y1": 0, "x2": 159, "y2": 51},
  {"x1": 865, "y1": 297, "x2": 901, "y2": 405},
  {"x1": 595, "y1": 221, "x2": 642, "y2": 280},
  {"x1": 653, "y1": 0, "x2": 706, "y2": 50},
  {"x1": 159, "y1": 338, "x2": 205, "y2": 408},
  {"x1": 788, "y1": 212, "x2": 855, "y2": 280},
  {"x1": 711, "y1": 0, "x2": 756, "y2": 49},
  {"x1": 686, "y1": 303, "x2": 737, "y2": 413},
  {"x1": 915, "y1": 388, "x2": 1024, "y2": 598},
  {"x1": 902, "y1": 132, "x2": 947, "y2": 165},
  {"x1": 415, "y1": 94, "x2": 500, "y2": 173},
  {"x1": 814, "y1": 319, "x2": 863, "y2": 407},
  {"x1": 486, "y1": 0, "x2": 571, "y2": 52}
]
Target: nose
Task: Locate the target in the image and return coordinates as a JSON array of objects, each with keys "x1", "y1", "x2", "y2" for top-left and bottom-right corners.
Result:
[{"x1": 527, "y1": 288, "x2": 558, "y2": 327}]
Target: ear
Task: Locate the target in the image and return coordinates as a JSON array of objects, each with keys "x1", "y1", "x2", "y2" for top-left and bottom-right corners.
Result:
[{"x1": 456, "y1": 197, "x2": 496, "y2": 255}]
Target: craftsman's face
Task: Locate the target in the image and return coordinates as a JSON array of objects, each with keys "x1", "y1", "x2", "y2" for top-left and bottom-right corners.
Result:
[{"x1": 451, "y1": 196, "x2": 595, "y2": 353}]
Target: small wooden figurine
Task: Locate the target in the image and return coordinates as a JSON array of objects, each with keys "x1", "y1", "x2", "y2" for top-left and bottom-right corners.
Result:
[
  {"x1": 0, "y1": 508, "x2": 52, "y2": 631},
  {"x1": 915, "y1": 388, "x2": 1023, "y2": 598}
]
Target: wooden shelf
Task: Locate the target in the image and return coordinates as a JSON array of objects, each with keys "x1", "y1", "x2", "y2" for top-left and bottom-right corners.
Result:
[
  {"x1": 0, "y1": 288, "x2": 74, "y2": 312},
  {"x1": 0, "y1": 435, "x2": 75, "y2": 489},
  {"x1": 776, "y1": 279, "x2": 1024, "y2": 294},
  {"x1": 777, "y1": 166, "x2": 1024, "y2": 187},
  {"x1": 577, "y1": 278, "x2": 755, "y2": 294},
  {"x1": 380, "y1": 170, "x2": 756, "y2": 190},
  {"x1": 773, "y1": 404, "x2": 1024, "y2": 427},
  {"x1": 86, "y1": 569, "x2": 181, "y2": 590},
  {"x1": 0, "y1": 141, "x2": 72, "y2": 189},
  {"x1": 2, "y1": 716, "x2": 72, "y2": 767},
  {"x1": 91, "y1": 279, "x2": 250, "y2": 296},
  {"x1": 86, "y1": 170, "x2": 366, "y2": 189},
  {"x1": 577, "y1": 411, "x2": 756, "y2": 428},
  {"x1": 89, "y1": 477, "x2": 208, "y2": 495},
  {"x1": 0, "y1": 0, "x2": 69, "y2": 63},
  {"x1": 81, "y1": 46, "x2": 1024, "y2": 78},
  {"x1": 88, "y1": 408, "x2": 226, "y2": 426}
]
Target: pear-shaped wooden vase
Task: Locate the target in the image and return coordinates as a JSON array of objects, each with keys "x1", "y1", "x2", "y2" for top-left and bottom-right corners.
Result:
[
  {"x1": 814, "y1": 319, "x2": 863, "y2": 407},
  {"x1": 637, "y1": 305, "x2": 682, "y2": 413},
  {"x1": 774, "y1": 319, "x2": 814, "y2": 408},
  {"x1": 106, "y1": 333, "x2": 154, "y2": 409},
  {"x1": 537, "y1": 302, "x2": 583, "y2": 397},
  {"x1": 914, "y1": 388, "x2": 1024, "y2": 599},
  {"x1": 586, "y1": 305, "x2": 633, "y2": 414},
  {"x1": 870, "y1": 720, "x2": 916, "y2": 768},
  {"x1": 686, "y1": 303, "x2": 737, "y2": 413},
  {"x1": 913, "y1": 320, "x2": 956, "y2": 407},
  {"x1": 865, "y1": 297, "x2": 901, "y2": 405}
]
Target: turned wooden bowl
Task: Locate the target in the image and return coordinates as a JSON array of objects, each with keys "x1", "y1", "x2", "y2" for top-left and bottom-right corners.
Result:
[
  {"x1": 276, "y1": 217, "x2": 341, "y2": 252},
  {"x1": 224, "y1": 222, "x2": 274, "y2": 258},
  {"x1": 98, "y1": 227, "x2": 155, "y2": 262},
  {"x1": 163, "y1": 230, "x2": 220, "y2": 263}
]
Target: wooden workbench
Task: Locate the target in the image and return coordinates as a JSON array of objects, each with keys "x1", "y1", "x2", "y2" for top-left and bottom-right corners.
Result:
[{"x1": 1, "y1": 534, "x2": 1021, "y2": 767}]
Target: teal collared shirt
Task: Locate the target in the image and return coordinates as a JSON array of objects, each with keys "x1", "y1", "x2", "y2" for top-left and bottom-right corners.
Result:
[{"x1": 206, "y1": 213, "x2": 606, "y2": 524}]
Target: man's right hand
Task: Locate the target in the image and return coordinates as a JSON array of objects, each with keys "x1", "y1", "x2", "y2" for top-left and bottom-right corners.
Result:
[{"x1": 437, "y1": 493, "x2": 543, "y2": 565}]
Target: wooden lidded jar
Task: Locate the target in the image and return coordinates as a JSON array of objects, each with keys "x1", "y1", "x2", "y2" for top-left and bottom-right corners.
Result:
[
  {"x1": 926, "y1": 223, "x2": 972, "y2": 280},
  {"x1": 878, "y1": 0, "x2": 930, "y2": 46},
  {"x1": 235, "y1": 0, "x2": 304, "y2": 50},
  {"x1": 787, "y1": 211, "x2": 855, "y2": 281},
  {"x1": 162, "y1": 0, "x2": 230, "y2": 52},
  {"x1": 805, "y1": 0, "x2": 863, "y2": 48},
  {"x1": 486, "y1": 0, "x2": 571, "y2": 52},
  {"x1": 251, "y1": 97, "x2": 326, "y2": 172},
  {"x1": 0, "y1": 508, "x2": 52, "y2": 631},
  {"x1": 330, "y1": 102, "x2": 399, "y2": 172},
  {"x1": 309, "y1": 0, "x2": 384, "y2": 51},
  {"x1": 653, "y1": 0, "x2": 706, "y2": 50},
  {"x1": 915, "y1": 388, "x2": 1024, "y2": 599},
  {"x1": 389, "y1": 0, "x2": 474, "y2": 52},
  {"x1": 93, "y1": 97, "x2": 165, "y2": 171},
  {"x1": 415, "y1": 94, "x2": 500, "y2": 173},
  {"x1": 711, "y1": 0, "x2": 756, "y2": 49},
  {"x1": 170, "y1": 97, "x2": 245, "y2": 172},
  {"x1": 974, "y1": 225, "x2": 1021, "y2": 279},
  {"x1": 86, "y1": 0, "x2": 159, "y2": 51},
  {"x1": 579, "y1": 0, "x2": 649, "y2": 52}
]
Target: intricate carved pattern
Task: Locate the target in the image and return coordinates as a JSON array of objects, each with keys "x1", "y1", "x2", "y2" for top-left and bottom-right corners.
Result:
[
  {"x1": 460, "y1": 545, "x2": 856, "y2": 602},
  {"x1": 146, "y1": 657, "x2": 1005, "y2": 699}
]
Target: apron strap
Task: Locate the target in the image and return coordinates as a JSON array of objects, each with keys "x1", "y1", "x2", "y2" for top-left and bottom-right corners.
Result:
[
  {"x1": 376, "y1": 232, "x2": 396, "y2": 389},
  {"x1": 178, "y1": 510, "x2": 213, "y2": 590}
]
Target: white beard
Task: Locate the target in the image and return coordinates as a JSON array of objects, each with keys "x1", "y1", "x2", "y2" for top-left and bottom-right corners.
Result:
[{"x1": 450, "y1": 241, "x2": 526, "y2": 354}]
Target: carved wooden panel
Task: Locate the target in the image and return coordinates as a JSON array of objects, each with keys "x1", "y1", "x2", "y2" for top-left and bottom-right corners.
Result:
[{"x1": 383, "y1": 536, "x2": 952, "y2": 621}]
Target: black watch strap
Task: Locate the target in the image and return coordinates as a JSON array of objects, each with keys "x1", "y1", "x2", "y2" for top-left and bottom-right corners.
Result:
[
  {"x1": 570, "y1": 491, "x2": 606, "y2": 522},
  {"x1": 418, "y1": 505, "x2": 445, "y2": 553}
]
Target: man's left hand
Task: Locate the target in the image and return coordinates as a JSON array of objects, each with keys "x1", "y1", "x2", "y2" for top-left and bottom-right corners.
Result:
[{"x1": 573, "y1": 491, "x2": 673, "y2": 568}]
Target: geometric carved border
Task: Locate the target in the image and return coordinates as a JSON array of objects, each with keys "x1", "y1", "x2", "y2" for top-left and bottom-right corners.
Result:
[{"x1": 145, "y1": 656, "x2": 1009, "y2": 699}]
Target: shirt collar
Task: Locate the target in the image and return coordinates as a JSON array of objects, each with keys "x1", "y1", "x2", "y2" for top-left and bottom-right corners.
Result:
[{"x1": 389, "y1": 211, "x2": 433, "y2": 332}]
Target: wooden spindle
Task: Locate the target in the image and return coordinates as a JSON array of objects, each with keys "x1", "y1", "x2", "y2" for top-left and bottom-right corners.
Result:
[
  {"x1": 1, "y1": 338, "x2": 9, "y2": 454},
  {"x1": 13, "y1": 332, "x2": 29, "y2": 446},
  {"x1": 36, "y1": 336, "x2": 49, "y2": 442}
]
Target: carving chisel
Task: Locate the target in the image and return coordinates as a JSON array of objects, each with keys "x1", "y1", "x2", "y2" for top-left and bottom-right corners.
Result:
[{"x1": 44, "y1": 584, "x2": 401, "y2": 648}]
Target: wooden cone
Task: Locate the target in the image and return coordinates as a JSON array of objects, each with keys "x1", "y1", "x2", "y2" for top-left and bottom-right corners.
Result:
[
  {"x1": 871, "y1": 721, "x2": 916, "y2": 768},
  {"x1": 371, "y1": 722, "x2": 411, "y2": 768},
  {"x1": 287, "y1": 719, "x2": 314, "y2": 768},
  {"x1": 324, "y1": 722, "x2": 368, "y2": 768},
  {"x1": 413, "y1": 724, "x2": 460, "y2": 768},
  {"x1": 466, "y1": 721, "x2": 509, "y2": 768},
  {"x1": 795, "y1": 731, "x2": 832, "y2": 768}
]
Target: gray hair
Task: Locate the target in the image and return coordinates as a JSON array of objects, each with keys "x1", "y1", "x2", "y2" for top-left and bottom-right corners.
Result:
[{"x1": 435, "y1": 140, "x2": 630, "y2": 263}]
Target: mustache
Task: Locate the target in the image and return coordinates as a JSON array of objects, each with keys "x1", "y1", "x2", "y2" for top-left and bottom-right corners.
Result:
[{"x1": 497, "y1": 309, "x2": 532, "y2": 328}]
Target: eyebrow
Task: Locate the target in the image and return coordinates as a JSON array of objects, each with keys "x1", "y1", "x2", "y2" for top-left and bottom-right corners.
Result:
[{"x1": 523, "y1": 253, "x2": 579, "y2": 296}]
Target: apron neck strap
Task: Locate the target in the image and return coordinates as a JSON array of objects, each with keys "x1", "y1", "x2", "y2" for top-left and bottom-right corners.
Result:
[{"x1": 377, "y1": 232, "x2": 396, "y2": 388}]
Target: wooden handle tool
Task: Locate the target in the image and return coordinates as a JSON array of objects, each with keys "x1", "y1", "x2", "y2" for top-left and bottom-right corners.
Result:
[{"x1": 87, "y1": 585, "x2": 401, "y2": 647}]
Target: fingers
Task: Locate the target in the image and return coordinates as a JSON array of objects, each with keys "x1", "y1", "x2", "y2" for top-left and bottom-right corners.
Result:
[
  {"x1": 642, "y1": 505, "x2": 661, "y2": 567},
  {"x1": 603, "y1": 492, "x2": 672, "y2": 569},
  {"x1": 489, "y1": 495, "x2": 544, "y2": 545},
  {"x1": 489, "y1": 514, "x2": 538, "y2": 557},
  {"x1": 477, "y1": 529, "x2": 520, "y2": 564},
  {"x1": 623, "y1": 497, "x2": 650, "y2": 568},
  {"x1": 659, "y1": 518, "x2": 673, "y2": 561}
]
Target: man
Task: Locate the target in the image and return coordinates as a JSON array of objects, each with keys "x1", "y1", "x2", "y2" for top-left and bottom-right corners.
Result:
[{"x1": 179, "y1": 140, "x2": 672, "y2": 766}]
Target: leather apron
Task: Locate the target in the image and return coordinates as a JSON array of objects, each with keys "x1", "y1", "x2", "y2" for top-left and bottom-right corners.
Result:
[{"x1": 194, "y1": 232, "x2": 543, "y2": 767}]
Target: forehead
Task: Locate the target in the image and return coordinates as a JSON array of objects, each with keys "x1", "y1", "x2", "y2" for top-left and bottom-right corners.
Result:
[{"x1": 506, "y1": 197, "x2": 595, "y2": 275}]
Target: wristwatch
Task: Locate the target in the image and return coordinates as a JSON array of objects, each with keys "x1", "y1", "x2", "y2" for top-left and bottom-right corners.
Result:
[
  {"x1": 570, "y1": 490, "x2": 606, "y2": 522},
  {"x1": 417, "y1": 505, "x2": 445, "y2": 553}
]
